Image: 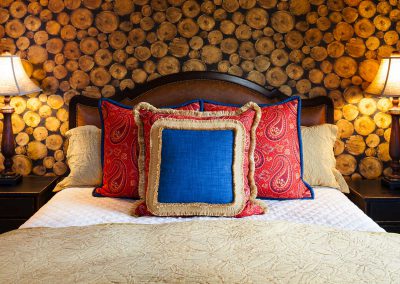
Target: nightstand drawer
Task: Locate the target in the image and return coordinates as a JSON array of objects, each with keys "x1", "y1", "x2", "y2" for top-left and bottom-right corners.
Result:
[
  {"x1": 369, "y1": 200, "x2": 400, "y2": 222},
  {"x1": 0, "y1": 198, "x2": 35, "y2": 218},
  {"x1": 0, "y1": 219, "x2": 26, "y2": 234}
]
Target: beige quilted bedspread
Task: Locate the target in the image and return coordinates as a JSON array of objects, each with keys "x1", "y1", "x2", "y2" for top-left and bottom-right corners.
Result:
[{"x1": 0, "y1": 220, "x2": 399, "y2": 284}]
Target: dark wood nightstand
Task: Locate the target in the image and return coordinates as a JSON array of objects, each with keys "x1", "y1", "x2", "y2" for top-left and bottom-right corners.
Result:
[
  {"x1": 348, "y1": 179, "x2": 400, "y2": 233},
  {"x1": 0, "y1": 176, "x2": 59, "y2": 234}
]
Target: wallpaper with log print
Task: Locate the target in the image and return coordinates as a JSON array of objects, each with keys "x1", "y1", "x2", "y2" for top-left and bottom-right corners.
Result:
[{"x1": 0, "y1": 0, "x2": 396, "y2": 180}]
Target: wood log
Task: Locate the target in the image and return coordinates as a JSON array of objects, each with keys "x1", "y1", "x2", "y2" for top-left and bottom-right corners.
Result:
[
  {"x1": 254, "y1": 55, "x2": 270, "y2": 72},
  {"x1": 157, "y1": 56, "x2": 180, "y2": 75},
  {"x1": 38, "y1": 105, "x2": 52, "y2": 118},
  {"x1": 32, "y1": 165, "x2": 46, "y2": 176},
  {"x1": 54, "y1": 149, "x2": 64, "y2": 161},
  {"x1": 377, "y1": 143, "x2": 390, "y2": 162},
  {"x1": 177, "y1": 18, "x2": 199, "y2": 38},
  {"x1": 270, "y1": 48, "x2": 288, "y2": 66},
  {"x1": 255, "y1": 37, "x2": 274, "y2": 55},
  {"x1": 12, "y1": 155, "x2": 32, "y2": 175},
  {"x1": 286, "y1": 63, "x2": 303, "y2": 80},
  {"x1": 71, "y1": 8, "x2": 93, "y2": 29},
  {"x1": 265, "y1": 66, "x2": 287, "y2": 87},
  {"x1": 374, "y1": 112, "x2": 392, "y2": 129},
  {"x1": 289, "y1": 0, "x2": 310, "y2": 16},
  {"x1": 201, "y1": 45, "x2": 222, "y2": 64},
  {"x1": 359, "y1": 157, "x2": 382, "y2": 179},
  {"x1": 94, "y1": 49, "x2": 113, "y2": 66},
  {"x1": 15, "y1": 132, "x2": 29, "y2": 146},
  {"x1": 23, "y1": 111, "x2": 41, "y2": 128},
  {"x1": 10, "y1": 97, "x2": 26, "y2": 115},
  {"x1": 271, "y1": 11, "x2": 294, "y2": 33},
  {"x1": 95, "y1": 11, "x2": 119, "y2": 33},
  {"x1": 27, "y1": 141, "x2": 48, "y2": 160},
  {"x1": 345, "y1": 135, "x2": 366, "y2": 156},
  {"x1": 333, "y1": 22, "x2": 354, "y2": 41},
  {"x1": 374, "y1": 15, "x2": 391, "y2": 31},
  {"x1": 45, "y1": 117, "x2": 61, "y2": 132},
  {"x1": 239, "y1": 41, "x2": 256, "y2": 60},
  {"x1": 308, "y1": 69, "x2": 324, "y2": 84},
  {"x1": 333, "y1": 56, "x2": 358, "y2": 78},
  {"x1": 134, "y1": 46, "x2": 151, "y2": 61},
  {"x1": 342, "y1": 104, "x2": 359, "y2": 121},
  {"x1": 354, "y1": 18, "x2": 375, "y2": 38},
  {"x1": 168, "y1": 37, "x2": 189, "y2": 57},
  {"x1": 283, "y1": 30, "x2": 302, "y2": 50},
  {"x1": 9, "y1": 1, "x2": 27, "y2": 19},
  {"x1": 245, "y1": 8, "x2": 268, "y2": 30},
  {"x1": 337, "y1": 119, "x2": 354, "y2": 138},
  {"x1": 342, "y1": 7, "x2": 358, "y2": 23},
  {"x1": 235, "y1": 24, "x2": 252, "y2": 40},
  {"x1": 336, "y1": 153, "x2": 357, "y2": 175},
  {"x1": 377, "y1": 97, "x2": 392, "y2": 112},
  {"x1": 304, "y1": 28, "x2": 322, "y2": 47},
  {"x1": 53, "y1": 161, "x2": 67, "y2": 176},
  {"x1": 182, "y1": 59, "x2": 206, "y2": 71},
  {"x1": 90, "y1": 67, "x2": 111, "y2": 86},
  {"x1": 354, "y1": 116, "x2": 376, "y2": 136},
  {"x1": 11, "y1": 114, "x2": 25, "y2": 134},
  {"x1": 358, "y1": 1, "x2": 376, "y2": 18},
  {"x1": 366, "y1": 133, "x2": 380, "y2": 148},
  {"x1": 334, "y1": 139, "x2": 345, "y2": 156},
  {"x1": 45, "y1": 134, "x2": 63, "y2": 151},
  {"x1": 358, "y1": 98, "x2": 377, "y2": 115},
  {"x1": 358, "y1": 59, "x2": 379, "y2": 82},
  {"x1": 43, "y1": 156, "x2": 55, "y2": 169},
  {"x1": 166, "y1": 7, "x2": 182, "y2": 23},
  {"x1": 324, "y1": 72, "x2": 340, "y2": 90}
]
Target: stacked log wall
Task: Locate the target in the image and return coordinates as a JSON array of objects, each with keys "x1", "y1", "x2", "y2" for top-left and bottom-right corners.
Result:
[{"x1": 0, "y1": 0, "x2": 396, "y2": 180}]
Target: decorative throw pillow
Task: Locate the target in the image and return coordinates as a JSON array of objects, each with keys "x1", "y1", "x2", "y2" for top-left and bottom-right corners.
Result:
[
  {"x1": 54, "y1": 125, "x2": 102, "y2": 192},
  {"x1": 95, "y1": 99, "x2": 201, "y2": 199},
  {"x1": 203, "y1": 97, "x2": 313, "y2": 199},
  {"x1": 301, "y1": 124, "x2": 349, "y2": 193},
  {"x1": 133, "y1": 102, "x2": 265, "y2": 217}
]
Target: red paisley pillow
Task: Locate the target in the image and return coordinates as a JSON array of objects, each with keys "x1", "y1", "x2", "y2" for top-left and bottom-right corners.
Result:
[
  {"x1": 94, "y1": 99, "x2": 201, "y2": 198},
  {"x1": 133, "y1": 102, "x2": 265, "y2": 217},
  {"x1": 203, "y1": 97, "x2": 313, "y2": 199}
]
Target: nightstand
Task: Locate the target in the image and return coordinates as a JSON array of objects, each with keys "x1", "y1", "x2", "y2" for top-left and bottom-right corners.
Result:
[
  {"x1": 348, "y1": 179, "x2": 400, "y2": 233},
  {"x1": 0, "y1": 176, "x2": 59, "y2": 234}
]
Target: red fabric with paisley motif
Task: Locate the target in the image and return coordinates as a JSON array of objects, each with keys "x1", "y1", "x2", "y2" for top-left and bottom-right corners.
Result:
[
  {"x1": 134, "y1": 106, "x2": 265, "y2": 217},
  {"x1": 95, "y1": 101, "x2": 201, "y2": 198},
  {"x1": 203, "y1": 99, "x2": 312, "y2": 199}
]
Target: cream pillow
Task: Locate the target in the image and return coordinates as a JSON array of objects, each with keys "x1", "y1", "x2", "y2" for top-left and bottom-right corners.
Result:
[
  {"x1": 301, "y1": 124, "x2": 349, "y2": 193},
  {"x1": 53, "y1": 125, "x2": 102, "y2": 192}
]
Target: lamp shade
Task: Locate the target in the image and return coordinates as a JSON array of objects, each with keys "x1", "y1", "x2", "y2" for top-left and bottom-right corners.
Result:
[
  {"x1": 365, "y1": 52, "x2": 400, "y2": 97},
  {"x1": 0, "y1": 54, "x2": 41, "y2": 96}
]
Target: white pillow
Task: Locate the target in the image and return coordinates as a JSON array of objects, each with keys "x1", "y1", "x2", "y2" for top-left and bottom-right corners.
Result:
[
  {"x1": 301, "y1": 124, "x2": 349, "y2": 193},
  {"x1": 53, "y1": 125, "x2": 102, "y2": 192}
]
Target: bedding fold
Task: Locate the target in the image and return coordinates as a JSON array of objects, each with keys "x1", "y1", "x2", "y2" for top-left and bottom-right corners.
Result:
[{"x1": 1, "y1": 219, "x2": 399, "y2": 283}]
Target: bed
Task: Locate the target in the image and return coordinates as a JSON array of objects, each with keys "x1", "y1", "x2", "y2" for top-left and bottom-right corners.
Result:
[{"x1": 1, "y1": 72, "x2": 400, "y2": 283}]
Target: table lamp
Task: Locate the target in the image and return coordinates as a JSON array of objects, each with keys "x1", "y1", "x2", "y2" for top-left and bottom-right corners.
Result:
[
  {"x1": 366, "y1": 51, "x2": 400, "y2": 189},
  {"x1": 0, "y1": 54, "x2": 41, "y2": 185}
]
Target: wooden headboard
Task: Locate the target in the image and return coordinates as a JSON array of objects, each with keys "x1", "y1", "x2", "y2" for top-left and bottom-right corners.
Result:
[{"x1": 69, "y1": 71, "x2": 333, "y2": 129}]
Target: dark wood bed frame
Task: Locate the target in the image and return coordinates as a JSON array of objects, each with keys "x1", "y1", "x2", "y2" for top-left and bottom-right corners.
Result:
[{"x1": 69, "y1": 71, "x2": 333, "y2": 129}]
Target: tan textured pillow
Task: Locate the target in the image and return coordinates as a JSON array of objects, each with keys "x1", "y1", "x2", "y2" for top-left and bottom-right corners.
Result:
[
  {"x1": 301, "y1": 124, "x2": 349, "y2": 193},
  {"x1": 53, "y1": 125, "x2": 102, "y2": 192}
]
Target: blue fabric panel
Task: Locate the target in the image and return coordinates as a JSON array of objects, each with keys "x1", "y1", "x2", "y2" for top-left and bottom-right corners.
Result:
[{"x1": 158, "y1": 129, "x2": 234, "y2": 204}]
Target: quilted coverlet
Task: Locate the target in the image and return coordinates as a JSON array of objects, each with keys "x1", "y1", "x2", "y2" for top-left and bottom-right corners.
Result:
[{"x1": 0, "y1": 220, "x2": 399, "y2": 283}]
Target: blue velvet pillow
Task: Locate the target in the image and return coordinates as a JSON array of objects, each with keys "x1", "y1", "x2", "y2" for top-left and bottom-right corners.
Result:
[{"x1": 158, "y1": 129, "x2": 234, "y2": 204}]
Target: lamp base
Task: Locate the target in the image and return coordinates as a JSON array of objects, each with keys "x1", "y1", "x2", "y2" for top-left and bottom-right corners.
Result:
[
  {"x1": 0, "y1": 172, "x2": 22, "y2": 186},
  {"x1": 381, "y1": 176, "x2": 400, "y2": 190}
]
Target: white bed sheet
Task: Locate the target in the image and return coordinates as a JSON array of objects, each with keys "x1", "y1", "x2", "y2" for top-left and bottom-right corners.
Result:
[{"x1": 21, "y1": 186, "x2": 384, "y2": 232}]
